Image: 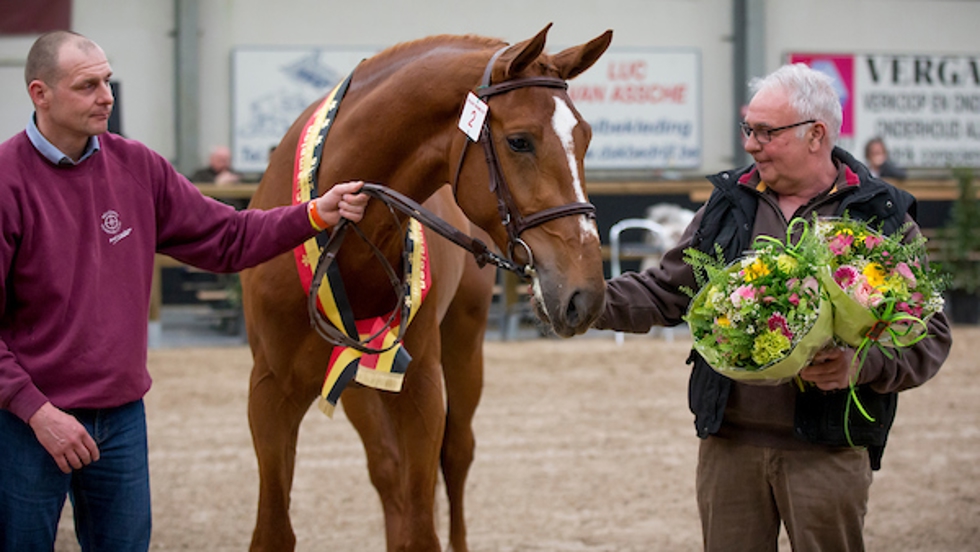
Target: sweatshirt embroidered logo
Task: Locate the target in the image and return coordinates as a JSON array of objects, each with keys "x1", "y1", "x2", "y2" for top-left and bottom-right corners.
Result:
[{"x1": 101, "y1": 210, "x2": 132, "y2": 244}]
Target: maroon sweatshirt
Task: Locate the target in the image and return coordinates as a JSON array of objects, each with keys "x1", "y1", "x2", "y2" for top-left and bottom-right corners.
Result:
[{"x1": 0, "y1": 131, "x2": 316, "y2": 422}]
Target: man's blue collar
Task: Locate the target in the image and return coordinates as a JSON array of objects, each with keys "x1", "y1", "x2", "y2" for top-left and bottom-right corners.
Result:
[{"x1": 26, "y1": 113, "x2": 101, "y2": 165}]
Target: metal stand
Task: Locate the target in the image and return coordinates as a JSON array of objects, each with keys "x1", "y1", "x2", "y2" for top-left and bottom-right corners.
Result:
[{"x1": 608, "y1": 218, "x2": 670, "y2": 345}]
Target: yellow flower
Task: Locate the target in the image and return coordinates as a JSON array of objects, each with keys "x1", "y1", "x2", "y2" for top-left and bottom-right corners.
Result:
[
  {"x1": 744, "y1": 258, "x2": 770, "y2": 282},
  {"x1": 704, "y1": 285, "x2": 720, "y2": 309},
  {"x1": 881, "y1": 274, "x2": 906, "y2": 295},
  {"x1": 776, "y1": 254, "x2": 798, "y2": 273},
  {"x1": 716, "y1": 315, "x2": 731, "y2": 327},
  {"x1": 862, "y1": 262, "x2": 886, "y2": 288},
  {"x1": 751, "y1": 329, "x2": 791, "y2": 366}
]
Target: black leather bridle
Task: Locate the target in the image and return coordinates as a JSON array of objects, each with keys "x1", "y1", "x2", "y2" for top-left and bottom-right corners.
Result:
[
  {"x1": 308, "y1": 46, "x2": 597, "y2": 352},
  {"x1": 451, "y1": 46, "x2": 597, "y2": 271}
]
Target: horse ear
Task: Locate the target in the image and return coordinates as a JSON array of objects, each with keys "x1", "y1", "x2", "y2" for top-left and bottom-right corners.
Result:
[
  {"x1": 552, "y1": 29, "x2": 613, "y2": 81},
  {"x1": 503, "y1": 23, "x2": 552, "y2": 78}
]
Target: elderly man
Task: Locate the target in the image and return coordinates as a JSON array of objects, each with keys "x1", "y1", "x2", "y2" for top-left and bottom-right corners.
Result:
[
  {"x1": 0, "y1": 31, "x2": 368, "y2": 551},
  {"x1": 594, "y1": 63, "x2": 951, "y2": 551}
]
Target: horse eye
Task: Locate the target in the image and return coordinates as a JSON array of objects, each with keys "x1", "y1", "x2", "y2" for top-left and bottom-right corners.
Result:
[{"x1": 506, "y1": 135, "x2": 534, "y2": 154}]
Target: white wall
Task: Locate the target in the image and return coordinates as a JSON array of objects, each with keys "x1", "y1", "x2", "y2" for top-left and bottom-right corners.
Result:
[
  {"x1": 0, "y1": 1, "x2": 176, "y2": 159},
  {"x1": 197, "y1": 0, "x2": 733, "y2": 173},
  {"x1": 1, "y1": 0, "x2": 978, "y2": 175},
  {"x1": 768, "y1": 0, "x2": 980, "y2": 61}
]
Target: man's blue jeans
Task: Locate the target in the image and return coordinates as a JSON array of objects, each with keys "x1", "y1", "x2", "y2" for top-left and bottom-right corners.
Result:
[{"x1": 0, "y1": 400, "x2": 152, "y2": 552}]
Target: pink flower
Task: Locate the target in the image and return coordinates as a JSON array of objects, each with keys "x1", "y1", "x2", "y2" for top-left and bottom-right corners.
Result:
[
  {"x1": 801, "y1": 276, "x2": 819, "y2": 296},
  {"x1": 834, "y1": 266, "x2": 859, "y2": 289},
  {"x1": 852, "y1": 281, "x2": 884, "y2": 308},
  {"x1": 787, "y1": 277, "x2": 799, "y2": 290},
  {"x1": 864, "y1": 235, "x2": 883, "y2": 249},
  {"x1": 788, "y1": 293, "x2": 800, "y2": 307},
  {"x1": 908, "y1": 292, "x2": 925, "y2": 317},
  {"x1": 895, "y1": 262, "x2": 917, "y2": 288},
  {"x1": 768, "y1": 312, "x2": 794, "y2": 339},
  {"x1": 730, "y1": 285, "x2": 757, "y2": 307},
  {"x1": 895, "y1": 301, "x2": 924, "y2": 318},
  {"x1": 829, "y1": 233, "x2": 854, "y2": 255}
]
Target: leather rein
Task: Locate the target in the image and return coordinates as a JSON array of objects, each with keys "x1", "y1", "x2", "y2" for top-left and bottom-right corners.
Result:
[
  {"x1": 307, "y1": 48, "x2": 596, "y2": 353},
  {"x1": 307, "y1": 184, "x2": 528, "y2": 355}
]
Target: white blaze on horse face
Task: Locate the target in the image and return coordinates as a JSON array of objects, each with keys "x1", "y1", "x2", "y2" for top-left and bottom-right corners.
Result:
[{"x1": 551, "y1": 97, "x2": 599, "y2": 241}]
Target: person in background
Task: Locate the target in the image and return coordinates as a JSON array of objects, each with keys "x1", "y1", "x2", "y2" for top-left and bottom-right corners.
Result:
[
  {"x1": 189, "y1": 145, "x2": 241, "y2": 185},
  {"x1": 0, "y1": 30, "x2": 368, "y2": 551},
  {"x1": 864, "y1": 136, "x2": 907, "y2": 180},
  {"x1": 593, "y1": 63, "x2": 950, "y2": 551}
]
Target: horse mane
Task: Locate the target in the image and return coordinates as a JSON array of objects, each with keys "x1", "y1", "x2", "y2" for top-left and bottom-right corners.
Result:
[{"x1": 362, "y1": 33, "x2": 506, "y2": 71}]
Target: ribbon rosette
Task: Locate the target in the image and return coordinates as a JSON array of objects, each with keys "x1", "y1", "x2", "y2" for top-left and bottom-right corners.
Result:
[{"x1": 684, "y1": 219, "x2": 834, "y2": 385}]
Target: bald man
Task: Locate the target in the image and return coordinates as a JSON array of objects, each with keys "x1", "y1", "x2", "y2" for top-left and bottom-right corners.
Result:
[{"x1": 0, "y1": 31, "x2": 367, "y2": 551}]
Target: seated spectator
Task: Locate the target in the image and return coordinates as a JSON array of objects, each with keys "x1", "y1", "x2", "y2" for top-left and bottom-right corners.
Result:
[{"x1": 190, "y1": 145, "x2": 241, "y2": 186}]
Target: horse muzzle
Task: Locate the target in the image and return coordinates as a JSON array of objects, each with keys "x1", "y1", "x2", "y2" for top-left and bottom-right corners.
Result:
[{"x1": 530, "y1": 268, "x2": 606, "y2": 338}]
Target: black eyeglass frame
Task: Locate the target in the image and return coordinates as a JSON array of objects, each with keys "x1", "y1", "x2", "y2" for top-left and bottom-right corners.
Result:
[{"x1": 740, "y1": 119, "x2": 817, "y2": 144}]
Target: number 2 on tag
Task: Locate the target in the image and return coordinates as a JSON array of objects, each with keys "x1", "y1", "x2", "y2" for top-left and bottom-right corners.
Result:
[{"x1": 458, "y1": 92, "x2": 488, "y2": 142}]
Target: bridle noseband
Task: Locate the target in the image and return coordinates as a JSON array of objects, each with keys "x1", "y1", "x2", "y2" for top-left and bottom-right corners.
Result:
[{"x1": 452, "y1": 47, "x2": 597, "y2": 271}]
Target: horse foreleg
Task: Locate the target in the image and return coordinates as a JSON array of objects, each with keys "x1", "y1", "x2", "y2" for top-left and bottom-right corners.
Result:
[
  {"x1": 247, "y1": 355, "x2": 315, "y2": 552},
  {"x1": 439, "y1": 262, "x2": 495, "y2": 552},
  {"x1": 343, "y1": 343, "x2": 446, "y2": 551}
]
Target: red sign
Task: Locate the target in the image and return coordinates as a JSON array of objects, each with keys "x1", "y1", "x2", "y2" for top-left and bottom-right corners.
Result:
[{"x1": 790, "y1": 54, "x2": 855, "y2": 138}]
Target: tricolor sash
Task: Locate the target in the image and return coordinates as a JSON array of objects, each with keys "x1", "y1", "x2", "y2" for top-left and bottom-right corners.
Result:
[{"x1": 292, "y1": 75, "x2": 431, "y2": 417}]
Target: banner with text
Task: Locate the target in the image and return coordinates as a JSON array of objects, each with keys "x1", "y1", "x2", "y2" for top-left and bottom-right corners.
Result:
[
  {"x1": 569, "y1": 49, "x2": 701, "y2": 170},
  {"x1": 233, "y1": 47, "x2": 701, "y2": 173},
  {"x1": 791, "y1": 52, "x2": 980, "y2": 168}
]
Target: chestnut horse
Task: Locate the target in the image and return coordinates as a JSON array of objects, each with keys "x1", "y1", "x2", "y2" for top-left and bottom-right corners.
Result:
[{"x1": 241, "y1": 25, "x2": 611, "y2": 551}]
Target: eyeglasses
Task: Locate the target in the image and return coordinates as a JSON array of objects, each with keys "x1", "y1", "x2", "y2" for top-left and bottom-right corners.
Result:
[{"x1": 739, "y1": 119, "x2": 816, "y2": 144}]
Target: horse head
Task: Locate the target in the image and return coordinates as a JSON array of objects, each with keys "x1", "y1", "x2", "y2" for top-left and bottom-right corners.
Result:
[{"x1": 451, "y1": 25, "x2": 612, "y2": 337}]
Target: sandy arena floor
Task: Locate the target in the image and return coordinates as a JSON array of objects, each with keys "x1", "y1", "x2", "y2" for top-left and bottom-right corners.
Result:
[{"x1": 54, "y1": 327, "x2": 980, "y2": 551}]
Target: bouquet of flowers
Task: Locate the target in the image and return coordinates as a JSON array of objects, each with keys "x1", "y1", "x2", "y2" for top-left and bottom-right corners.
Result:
[
  {"x1": 814, "y1": 216, "x2": 947, "y2": 351},
  {"x1": 810, "y1": 215, "x2": 948, "y2": 446},
  {"x1": 683, "y1": 219, "x2": 834, "y2": 384}
]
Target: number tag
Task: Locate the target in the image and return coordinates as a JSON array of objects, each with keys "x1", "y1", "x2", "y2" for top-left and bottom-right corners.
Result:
[{"x1": 458, "y1": 92, "x2": 488, "y2": 142}]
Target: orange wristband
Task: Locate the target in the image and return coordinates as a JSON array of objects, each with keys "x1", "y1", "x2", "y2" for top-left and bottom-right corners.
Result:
[{"x1": 308, "y1": 200, "x2": 329, "y2": 232}]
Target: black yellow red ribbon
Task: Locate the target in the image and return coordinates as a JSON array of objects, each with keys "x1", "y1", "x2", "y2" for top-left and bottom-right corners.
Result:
[{"x1": 291, "y1": 74, "x2": 431, "y2": 417}]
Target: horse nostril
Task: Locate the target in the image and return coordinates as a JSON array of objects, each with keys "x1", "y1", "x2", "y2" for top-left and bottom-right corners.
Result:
[
  {"x1": 564, "y1": 290, "x2": 582, "y2": 327},
  {"x1": 562, "y1": 286, "x2": 605, "y2": 333}
]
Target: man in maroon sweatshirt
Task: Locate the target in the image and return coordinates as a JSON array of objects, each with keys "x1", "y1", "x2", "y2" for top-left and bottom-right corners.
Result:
[{"x1": 0, "y1": 31, "x2": 367, "y2": 551}]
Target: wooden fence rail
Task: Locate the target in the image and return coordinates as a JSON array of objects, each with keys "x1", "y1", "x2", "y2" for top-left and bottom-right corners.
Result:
[{"x1": 150, "y1": 179, "x2": 976, "y2": 334}]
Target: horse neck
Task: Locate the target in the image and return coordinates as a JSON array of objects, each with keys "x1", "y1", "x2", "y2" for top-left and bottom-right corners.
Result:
[
  {"x1": 341, "y1": 41, "x2": 498, "y2": 202},
  {"x1": 326, "y1": 41, "x2": 496, "y2": 311}
]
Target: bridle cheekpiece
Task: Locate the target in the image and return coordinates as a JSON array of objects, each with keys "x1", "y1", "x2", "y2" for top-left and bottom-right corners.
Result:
[{"x1": 452, "y1": 46, "x2": 597, "y2": 273}]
